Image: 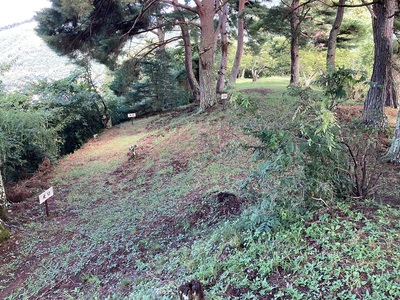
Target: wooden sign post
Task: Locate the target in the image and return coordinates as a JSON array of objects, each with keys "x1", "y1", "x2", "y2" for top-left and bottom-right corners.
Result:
[
  {"x1": 39, "y1": 187, "x2": 53, "y2": 217},
  {"x1": 221, "y1": 93, "x2": 228, "y2": 109},
  {"x1": 128, "y1": 113, "x2": 136, "y2": 124}
]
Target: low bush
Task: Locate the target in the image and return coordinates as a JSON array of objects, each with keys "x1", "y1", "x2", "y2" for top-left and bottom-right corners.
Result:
[
  {"x1": 243, "y1": 84, "x2": 383, "y2": 233},
  {"x1": 0, "y1": 108, "x2": 56, "y2": 182}
]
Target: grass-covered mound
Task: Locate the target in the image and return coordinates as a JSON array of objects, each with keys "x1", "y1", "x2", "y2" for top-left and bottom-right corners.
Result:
[{"x1": 0, "y1": 78, "x2": 399, "y2": 299}]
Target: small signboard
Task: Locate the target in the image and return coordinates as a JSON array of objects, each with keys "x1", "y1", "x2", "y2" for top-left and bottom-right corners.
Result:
[
  {"x1": 128, "y1": 113, "x2": 136, "y2": 118},
  {"x1": 39, "y1": 187, "x2": 53, "y2": 217},
  {"x1": 39, "y1": 187, "x2": 53, "y2": 204},
  {"x1": 221, "y1": 93, "x2": 228, "y2": 100}
]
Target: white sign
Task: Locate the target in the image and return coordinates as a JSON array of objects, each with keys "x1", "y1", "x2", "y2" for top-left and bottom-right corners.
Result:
[
  {"x1": 39, "y1": 187, "x2": 54, "y2": 204},
  {"x1": 221, "y1": 93, "x2": 228, "y2": 100},
  {"x1": 128, "y1": 113, "x2": 136, "y2": 118}
]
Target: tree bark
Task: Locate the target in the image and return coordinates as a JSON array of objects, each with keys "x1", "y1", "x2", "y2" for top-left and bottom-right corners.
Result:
[
  {"x1": 198, "y1": 0, "x2": 218, "y2": 111},
  {"x1": 168, "y1": 0, "x2": 219, "y2": 111},
  {"x1": 385, "y1": 71, "x2": 397, "y2": 108},
  {"x1": 228, "y1": 0, "x2": 246, "y2": 88},
  {"x1": 363, "y1": 0, "x2": 395, "y2": 126},
  {"x1": 290, "y1": 0, "x2": 301, "y2": 85},
  {"x1": 326, "y1": 0, "x2": 346, "y2": 71},
  {"x1": 216, "y1": 2, "x2": 229, "y2": 94}
]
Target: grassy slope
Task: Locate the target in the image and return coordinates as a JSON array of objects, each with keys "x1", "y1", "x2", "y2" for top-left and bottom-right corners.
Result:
[{"x1": 0, "y1": 78, "x2": 399, "y2": 299}]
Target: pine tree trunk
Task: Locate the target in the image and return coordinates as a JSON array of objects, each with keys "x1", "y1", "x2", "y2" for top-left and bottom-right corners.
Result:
[
  {"x1": 228, "y1": 0, "x2": 245, "y2": 88},
  {"x1": 198, "y1": 0, "x2": 217, "y2": 111},
  {"x1": 216, "y1": 3, "x2": 229, "y2": 94},
  {"x1": 290, "y1": 0, "x2": 300, "y2": 85},
  {"x1": 363, "y1": 0, "x2": 395, "y2": 126},
  {"x1": 326, "y1": 0, "x2": 345, "y2": 71}
]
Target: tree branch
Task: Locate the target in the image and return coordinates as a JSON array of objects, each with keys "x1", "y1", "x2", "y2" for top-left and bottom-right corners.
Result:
[
  {"x1": 123, "y1": 0, "x2": 159, "y2": 38},
  {"x1": 160, "y1": 0, "x2": 199, "y2": 14},
  {"x1": 131, "y1": 36, "x2": 183, "y2": 64},
  {"x1": 215, "y1": 0, "x2": 231, "y2": 13},
  {"x1": 323, "y1": 0, "x2": 379, "y2": 7}
]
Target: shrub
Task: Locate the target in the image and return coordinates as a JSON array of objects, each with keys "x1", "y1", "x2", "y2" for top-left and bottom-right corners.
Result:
[
  {"x1": 0, "y1": 108, "x2": 56, "y2": 181},
  {"x1": 244, "y1": 85, "x2": 386, "y2": 234},
  {"x1": 341, "y1": 128, "x2": 386, "y2": 199},
  {"x1": 31, "y1": 72, "x2": 106, "y2": 155},
  {"x1": 314, "y1": 67, "x2": 368, "y2": 108},
  {"x1": 243, "y1": 87, "x2": 351, "y2": 232},
  {"x1": 229, "y1": 91, "x2": 255, "y2": 111},
  {"x1": 118, "y1": 50, "x2": 191, "y2": 115}
]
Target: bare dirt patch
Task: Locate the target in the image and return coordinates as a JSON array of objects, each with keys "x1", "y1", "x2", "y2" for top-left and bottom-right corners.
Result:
[
  {"x1": 189, "y1": 191, "x2": 245, "y2": 227},
  {"x1": 335, "y1": 105, "x2": 398, "y2": 127}
]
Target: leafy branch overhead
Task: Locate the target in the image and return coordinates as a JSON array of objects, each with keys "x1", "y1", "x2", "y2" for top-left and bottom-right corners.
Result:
[{"x1": 35, "y1": 1, "x2": 153, "y2": 67}]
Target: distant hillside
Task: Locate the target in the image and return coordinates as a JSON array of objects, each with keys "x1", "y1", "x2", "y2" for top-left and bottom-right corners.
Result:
[
  {"x1": 0, "y1": 19, "x2": 35, "y2": 32},
  {"x1": 0, "y1": 20, "x2": 105, "y2": 91}
]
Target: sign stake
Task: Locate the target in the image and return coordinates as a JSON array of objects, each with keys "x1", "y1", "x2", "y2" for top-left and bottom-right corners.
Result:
[{"x1": 45, "y1": 201, "x2": 50, "y2": 217}]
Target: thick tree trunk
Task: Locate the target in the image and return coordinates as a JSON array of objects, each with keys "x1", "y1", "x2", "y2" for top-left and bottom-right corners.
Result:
[
  {"x1": 326, "y1": 0, "x2": 345, "y2": 71},
  {"x1": 198, "y1": 0, "x2": 218, "y2": 111},
  {"x1": 228, "y1": 0, "x2": 245, "y2": 88},
  {"x1": 216, "y1": 3, "x2": 229, "y2": 94},
  {"x1": 290, "y1": 0, "x2": 300, "y2": 85},
  {"x1": 363, "y1": 0, "x2": 395, "y2": 126}
]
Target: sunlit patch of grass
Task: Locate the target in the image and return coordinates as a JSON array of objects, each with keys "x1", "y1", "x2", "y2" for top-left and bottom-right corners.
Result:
[{"x1": 236, "y1": 76, "x2": 289, "y2": 93}]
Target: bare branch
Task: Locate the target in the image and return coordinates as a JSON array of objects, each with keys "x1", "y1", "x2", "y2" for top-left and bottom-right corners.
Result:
[
  {"x1": 324, "y1": 0, "x2": 379, "y2": 7},
  {"x1": 215, "y1": 0, "x2": 231, "y2": 13},
  {"x1": 160, "y1": 0, "x2": 199, "y2": 14},
  {"x1": 281, "y1": 0, "x2": 316, "y2": 11},
  {"x1": 174, "y1": 19, "x2": 201, "y2": 29},
  {"x1": 122, "y1": 0, "x2": 159, "y2": 39},
  {"x1": 131, "y1": 36, "x2": 183, "y2": 64}
]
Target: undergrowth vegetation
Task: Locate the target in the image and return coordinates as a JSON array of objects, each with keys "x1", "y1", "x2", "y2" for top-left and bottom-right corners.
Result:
[{"x1": 0, "y1": 78, "x2": 399, "y2": 299}]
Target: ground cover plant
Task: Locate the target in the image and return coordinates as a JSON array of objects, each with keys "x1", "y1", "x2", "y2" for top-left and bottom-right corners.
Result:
[{"x1": 0, "y1": 77, "x2": 399, "y2": 299}]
